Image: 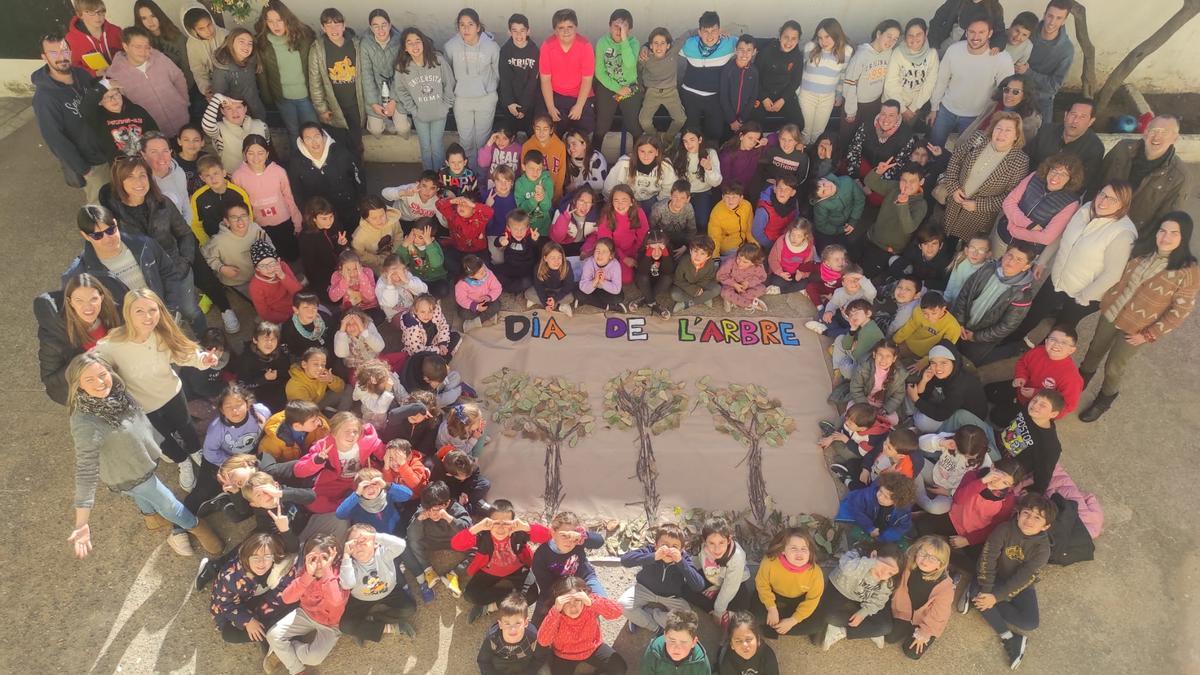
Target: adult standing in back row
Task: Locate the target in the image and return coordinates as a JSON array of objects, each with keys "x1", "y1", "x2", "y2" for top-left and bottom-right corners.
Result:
[
  {"x1": 927, "y1": 17, "x2": 1013, "y2": 149},
  {"x1": 445, "y1": 8, "x2": 501, "y2": 164},
  {"x1": 539, "y1": 9, "x2": 596, "y2": 136},
  {"x1": 1022, "y1": 0, "x2": 1074, "y2": 126}
]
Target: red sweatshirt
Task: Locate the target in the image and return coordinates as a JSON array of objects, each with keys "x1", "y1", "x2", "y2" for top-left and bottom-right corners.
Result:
[
  {"x1": 281, "y1": 569, "x2": 349, "y2": 627},
  {"x1": 382, "y1": 451, "x2": 431, "y2": 498},
  {"x1": 293, "y1": 425, "x2": 386, "y2": 513},
  {"x1": 437, "y1": 198, "x2": 493, "y2": 254},
  {"x1": 452, "y1": 523, "x2": 553, "y2": 576},
  {"x1": 248, "y1": 262, "x2": 303, "y2": 324},
  {"x1": 949, "y1": 470, "x2": 1016, "y2": 546},
  {"x1": 537, "y1": 595, "x2": 624, "y2": 661},
  {"x1": 1012, "y1": 345, "x2": 1084, "y2": 415}
]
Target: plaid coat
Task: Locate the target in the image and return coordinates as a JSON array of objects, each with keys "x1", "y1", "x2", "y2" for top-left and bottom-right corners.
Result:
[{"x1": 939, "y1": 131, "x2": 1030, "y2": 239}]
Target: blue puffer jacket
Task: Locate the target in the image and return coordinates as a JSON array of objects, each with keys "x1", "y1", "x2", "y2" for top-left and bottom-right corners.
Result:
[{"x1": 835, "y1": 482, "x2": 913, "y2": 543}]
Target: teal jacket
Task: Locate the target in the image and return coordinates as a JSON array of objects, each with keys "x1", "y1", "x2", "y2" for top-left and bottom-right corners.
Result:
[
  {"x1": 811, "y1": 174, "x2": 866, "y2": 236},
  {"x1": 640, "y1": 636, "x2": 710, "y2": 675}
]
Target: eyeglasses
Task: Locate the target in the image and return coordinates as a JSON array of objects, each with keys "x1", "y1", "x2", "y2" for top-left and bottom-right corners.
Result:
[
  {"x1": 966, "y1": 245, "x2": 989, "y2": 254},
  {"x1": 1002, "y1": 87, "x2": 1024, "y2": 95},
  {"x1": 915, "y1": 550, "x2": 941, "y2": 562},
  {"x1": 87, "y1": 224, "x2": 118, "y2": 240},
  {"x1": 248, "y1": 555, "x2": 275, "y2": 564},
  {"x1": 227, "y1": 214, "x2": 250, "y2": 223}
]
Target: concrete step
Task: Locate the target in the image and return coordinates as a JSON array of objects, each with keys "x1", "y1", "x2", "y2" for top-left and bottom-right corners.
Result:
[{"x1": 359, "y1": 129, "x2": 640, "y2": 165}]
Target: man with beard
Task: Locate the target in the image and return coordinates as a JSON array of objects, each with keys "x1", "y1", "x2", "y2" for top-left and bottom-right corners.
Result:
[
  {"x1": 32, "y1": 33, "x2": 110, "y2": 203},
  {"x1": 1100, "y1": 115, "x2": 1191, "y2": 252},
  {"x1": 927, "y1": 16, "x2": 1014, "y2": 149},
  {"x1": 1026, "y1": 98, "x2": 1105, "y2": 196}
]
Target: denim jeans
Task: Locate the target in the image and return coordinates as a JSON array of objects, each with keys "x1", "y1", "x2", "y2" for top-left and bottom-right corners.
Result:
[
  {"x1": 174, "y1": 268, "x2": 209, "y2": 337},
  {"x1": 928, "y1": 103, "x2": 978, "y2": 148},
  {"x1": 414, "y1": 117, "x2": 448, "y2": 170},
  {"x1": 276, "y1": 97, "x2": 320, "y2": 142},
  {"x1": 122, "y1": 475, "x2": 198, "y2": 530}
]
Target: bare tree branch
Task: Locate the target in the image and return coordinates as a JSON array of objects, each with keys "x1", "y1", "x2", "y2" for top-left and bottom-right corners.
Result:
[{"x1": 1094, "y1": 0, "x2": 1200, "y2": 110}]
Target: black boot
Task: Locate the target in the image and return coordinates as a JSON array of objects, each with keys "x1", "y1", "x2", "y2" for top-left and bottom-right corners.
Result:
[
  {"x1": 1080, "y1": 370, "x2": 1096, "y2": 389},
  {"x1": 1079, "y1": 392, "x2": 1117, "y2": 422}
]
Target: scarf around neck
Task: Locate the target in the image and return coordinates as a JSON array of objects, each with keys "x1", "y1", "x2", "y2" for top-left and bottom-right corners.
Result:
[
  {"x1": 898, "y1": 38, "x2": 930, "y2": 65},
  {"x1": 291, "y1": 313, "x2": 326, "y2": 340},
  {"x1": 359, "y1": 491, "x2": 388, "y2": 513},
  {"x1": 75, "y1": 379, "x2": 140, "y2": 428}
]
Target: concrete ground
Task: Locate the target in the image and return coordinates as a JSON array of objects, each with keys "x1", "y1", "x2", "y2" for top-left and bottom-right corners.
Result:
[{"x1": 1, "y1": 97, "x2": 1198, "y2": 674}]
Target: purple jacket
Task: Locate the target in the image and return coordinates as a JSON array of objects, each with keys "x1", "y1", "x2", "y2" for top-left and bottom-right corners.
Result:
[{"x1": 454, "y1": 267, "x2": 503, "y2": 311}]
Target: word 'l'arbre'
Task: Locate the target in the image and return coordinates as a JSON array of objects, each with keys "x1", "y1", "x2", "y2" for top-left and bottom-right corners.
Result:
[
  {"x1": 601, "y1": 316, "x2": 804, "y2": 346},
  {"x1": 505, "y1": 313, "x2": 567, "y2": 341}
]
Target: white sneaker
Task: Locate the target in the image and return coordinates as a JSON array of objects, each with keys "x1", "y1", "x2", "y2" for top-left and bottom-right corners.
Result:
[
  {"x1": 805, "y1": 320, "x2": 828, "y2": 334},
  {"x1": 526, "y1": 298, "x2": 536, "y2": 309},
  {"x1": 821, "y1": 624, "x2": 846, "y2": 651},
  {"x1": 560, "y1": 301, "x2": 574, "y2": 318},
  {"x1": 167, "y1": 531, "x2": 195, "y2": 556},
  {"x1": 463, "y1": 317, "x2": 482, "y2": 332},
  {"x1": 765, "y1": 285, "x2": 781, "y2": 295},
  {"x1": 220, "y1": 309, "x2": 240, "y2": 334},
  {"x1": 871, "y1": 635, "x2": 886, "y2": 648},
  {"x1": 178, "y1": 459, "x2": 196, "y2": 492}
]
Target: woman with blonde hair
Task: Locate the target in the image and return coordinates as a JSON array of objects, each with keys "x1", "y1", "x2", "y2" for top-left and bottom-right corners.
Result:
[
  {"x1": 65, "y1": 352, "x2": 222, "y2": 560},
  {"x1": 936, "y1": 112, "x2": 1029, "y2": 242},
  {"x1": 94, "y1": 289, "x2": 220, "y2": 491},
  {"x1": 885, "y1": 535, "x2": 954, "y2": 659},
  {"x1": 35, "y1": 273, "x2": 122, "y2": 405}
]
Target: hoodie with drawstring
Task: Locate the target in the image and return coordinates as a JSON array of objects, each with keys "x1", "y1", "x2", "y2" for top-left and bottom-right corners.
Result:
[
  {"x1": 287, "y1": 130, "x2": 362, "y2": 225},
  {"x1": 181, "y1": 3, "x2": 228, "y2": 96}
]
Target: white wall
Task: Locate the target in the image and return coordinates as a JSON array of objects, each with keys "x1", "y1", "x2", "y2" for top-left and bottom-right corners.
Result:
[{"x1": 102, "y1": 0, "x2": 1200, "y2": 94}]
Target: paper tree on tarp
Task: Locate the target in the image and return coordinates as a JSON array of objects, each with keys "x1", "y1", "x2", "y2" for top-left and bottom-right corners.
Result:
[
  {"x1": 603, "y1": 369, "x2": 689, "y2": 524},
  {"x1": 696, "y1": 377, "x2": 797, "y2": 525},
  {"x1": 482, "y1": 367, "x2": 595, "y2": 517}
]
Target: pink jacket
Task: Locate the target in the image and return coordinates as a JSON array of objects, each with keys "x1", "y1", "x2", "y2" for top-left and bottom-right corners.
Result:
[
  {"x1": 106, "y1": 50, "x2": 189, "y2": 136},
  {"x1": 329, "y1": 267, "x2": 379, "y2": 310},
  {"x1": 1042, "y1": 465, "x2": 1104, "y2": 539},
  {"x1": 281, "y1": 569, "x2": 349, "y2": 627},
  {"x1": 293, "y1": 424, "x2": 386, "y2": 513},
  {"x1": 455, "y1": 267, "x2": 503, "y2": 311},
  {"x1": 716, "y1": 257, "x2": 768, "y2": 288},
  {"x1": 232, "y1": 163, "x2": 302, "y2": 229},
  {"x1": 1001, "y1": 173, "x2": 1080, "y2": 246},
  {"x1": 890, "y1": 567, "x2": 955, "y2": 639}
]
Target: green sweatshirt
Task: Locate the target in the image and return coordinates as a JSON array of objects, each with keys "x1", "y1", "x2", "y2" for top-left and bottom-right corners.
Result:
[
  {"x1": 673, "y1": 257, "x2": 719, "y2": 296},
  {"x1": 595, "y1": 35, "x2": 640, "y2": 92},
  {"x1": 514, "y1": 172, "x2": 555, "y2": 234},
  {"x1": 865, "y1": 170, "x2": 928, "y2": 252},
  {"x1": 640, "y1": 635, "x2": 710, "y2": 675}
]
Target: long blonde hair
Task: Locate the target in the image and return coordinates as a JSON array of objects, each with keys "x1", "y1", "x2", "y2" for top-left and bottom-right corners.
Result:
[
  {"x1": 105, "y1": 288, "x2": 199, "y2": 361},
  {"x1": 63, "y1": 273, "x2": 121, "y2": 348},
  {"x1": 906, "y1": 535, "x2": 950, "y2": 581}
]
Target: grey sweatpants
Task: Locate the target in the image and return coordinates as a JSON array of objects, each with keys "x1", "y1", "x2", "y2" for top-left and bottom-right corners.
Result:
[
  {"x1": 618, "y1": 582, "x2": 691, "y2": 631},
  {"x1": 266, "y1": 608, "x2": 341, "y2": 675}
]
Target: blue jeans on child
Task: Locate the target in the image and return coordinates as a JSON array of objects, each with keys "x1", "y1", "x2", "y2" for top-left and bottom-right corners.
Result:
[
  {"x1": 414, "y1": 117, "x2": 448, "y2": 170},
  {"x1": 122, "y1": 475, "x2": 197, "y2": 530},
  {"x1": 277, "y1": 98, "x2": 320, "y2": 141},
  {"x1": 981, "y1": 586, "x2": 1040, "y2": 634},
  {"x1": 691, "y1": 189, "x2": 716, "y2": 231},
  {"x1": 929, "y1": 103, "x2": 979, "y2": 148}
]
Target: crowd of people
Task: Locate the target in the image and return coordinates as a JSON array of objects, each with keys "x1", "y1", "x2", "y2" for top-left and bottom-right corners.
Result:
[{"x1": 31, "y1": 0, "x2": 1197, "y2": 673}]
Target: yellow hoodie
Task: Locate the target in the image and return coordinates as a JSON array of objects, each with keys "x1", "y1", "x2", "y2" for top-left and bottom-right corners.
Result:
[
  {"x1": 351, "y1": 207, "x2": 404, "y2": 272},
  {"x1": 707, "y1": 199, "x2": 753, "y2": 256},
  {"x1": 284, "y1": 363, "x2": 346, "y2": 405},
  {"x1": 892, "y1": 308, "x2": 962, "y2": 358},
  {"x1": 259, "y1": 410, "x2": 331, "y2": 461}
]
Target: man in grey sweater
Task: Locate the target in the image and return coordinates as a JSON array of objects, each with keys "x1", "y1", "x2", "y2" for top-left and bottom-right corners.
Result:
[
  {"x1": 1023, "y1": 0, "x2": 1075, "y2": 124},
  {"x1": 928, "y1": 17, "x2": 1014, "y2": 148}
]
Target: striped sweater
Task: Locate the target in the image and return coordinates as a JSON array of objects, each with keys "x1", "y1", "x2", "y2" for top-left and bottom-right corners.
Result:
[
  {"x1": 800, "y1": 43, "x2": 854, "y2": 96},
  {"x1": 1100, "y1": 256, "x2": 1199, "y2": 341}
]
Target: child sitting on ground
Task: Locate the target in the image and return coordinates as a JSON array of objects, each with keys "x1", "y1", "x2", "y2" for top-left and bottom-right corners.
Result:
[
  {"x1": 684, "y1": 516, "x2": 754, "y2": 624},
  {"x1": 619, "y1": 522, "x2": 706, "y2": 633},
  {"x1": 338, "y1": 523, "x2": 416, "y2": 642},
  {"x1": 915, "y1": 424, "x2": 993, "y2": 515},
  {"x1": 915, "y1": 459, "x2": 1025, "y2": 571},
  {"x1": 235, "y1": 320, "x2": 291, "y2": 412},
  {"x1": 181, "y1": 328, "x2": 231, "y2": 403},
  {"x1": 260, "y1": 400, "x2": 330, "y2": 463},
  {"x1": 838, "y1": 340, "x2": 907, "y2": 425},
  {"x1": 264, "y1": 534, "x2": 349, "y2": 675},
  {"x1": 329, "y1": 250, "x2": 381, "y2": 320},
  {"x1": 962, "y1": 493, "x2": 1056, "y2": 670},
  {"x1": 805, "y1": 264, "x2": 877, "y2": 337},
  {"x1": 494, "y1": 209, "x2": 541, "y2": 293},
  {"x1": 438, "y1": 193, "x2": 494, "y2": 278},
  {"x1": 440, "y1": 143, "x2": 480, "y2": 198},
  {"x1": 829, "y1": 300, "x2": 885, "y2": 387},
  {"x1": 751, "y1": 527, "x2": 825, "y2": 639},
  {"x1": 334, "y1": 309, "x2": 404, "y2": 375},
  {"x1": 886, "y1": 226, "x2": 951, "y2": 290},
  {"x1": 766, "y1": 219, "x2": 817, "y2": 296},
  {"x1": 437, "y1": 449, "x2": 492, "y2": 516},
  {"x1": 708, "y1": 183, "x2": 754, "y2": 260},
  {"x1": 671, "y1": 235, "x2": 721, "y2": 313},
  {"x1": 437, "y1": 402, "x2": 487, "y2": 457},
  {"x1": 209, "y1": 533, "x2": 298, "y2": 645},
  {"x1": 399, "y1": 294, "x2": 460, "y2": 357},
  {"x1": 248, "y1": 241, "x2": 302, "y2": 325},
  {"x1": 382, "y1": 392, "x2": 442, "y2": 458},
  {"x1": 718, "y1": 611, "x2": 779, "y2": 674},
  {"x1": 805, "y1": 244, "x2": 848, "y2": 310},
  {"x1": 478, "y1": 123, "x2": 522, "y2": 180},
  {"x1": 549, "y1": 186, "x2": 600, "y2": 258},
  {"x1": 484, "y1": 165, "x2": 519, "y2": 263},
  {"x1": 383, "y1": 171, "x2": 447, "y2": 230},
  {"x1": 280, "y1": 292, "x2": 331, "y2": 357},
  {"x1": 476, "y1": 592, "x2": 546, "y2": 674},
  {"x1": 353, "y1": 360, "x2": 406, "y2": 429},
  {"x1": 528, "y1": 242, "x2": 576, "y2": 316},
  {"x1": 871, "y1": 276, "x2": 923, "y2": 337},
  {"x1": 861, "y1": 428, "x2": 922, "y2": 487},
  {"x1": 820, "y1": 402, "x2": 892, "y2": 487},
  {"x1": 818, "y1": 545, "x2": 903, "y2": 651},
  {"x1": 537, "y1": 577, "x2": 627, "y2": 674},
  {"x1": 892, "y1": 291, "x2": 962, "y2": 363},
  {"x1": 834, "y1": 472, "x2": 917, "y2": 546},
  {"x1": 286, "y1": 348, "x2": 351, "y2": 413},
  {"x1": 942, "y1": 235, "x2": 993, "y2": 304},
  {"x1": 382, "y1": 439, "x2": 431, "y2": 499},
  {"x1": 886, "y1": 535, "x2": 955, "y2": 660},
  {"x1": 452, "y1": 499, "x2": 551, "y2": 623},
  {"x1": 240, "y1": 470, "x2": 315, "y2": 554},
  {"x1": 515, "y1": 150, "x2": 555, "y2": 236},
  {"x1": 641, "y1": 608, "x2": 711, "y2": 673},
  {"x1": 204, "y1": 202, "x2": 268, "y2": 294},
  {"x1": 375, "y1": 254, "x2": 428, "y2": 324},
  {"x1": 397, "y1": 218, "x2": 451, "y2": 298},
  {"x1": 401, "y1": 352, "x2": 466, "y2": 409},
  {"x1": 630, "y1": 230, "x2": 676, "y2": 319},
  {"x1": 350, "y1": 195, "x2": 404, "y2": 273},
  {"x1": 401, "y1": 480, "x2": 472, "y2": 602},
  {"x1": 717, "y1": 242, "x2": 769, "y2": 312},
  {"x1": 334, "y1": 467, "x2": 413, "y2": 534},
  {"x1": 531, "y1": 511, "x2": 608, "y2": 625},
  {"x1": 577, "y1": 238, "x2": 627, "y2": 313},
  {"x1": 456, "y1": 255, "x2": 503, "y2": 331}
]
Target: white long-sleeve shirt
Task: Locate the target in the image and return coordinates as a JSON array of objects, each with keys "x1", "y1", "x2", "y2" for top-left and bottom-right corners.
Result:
[{"x1": 930, "y1": 41, "x2": 1013, "y2": 117}]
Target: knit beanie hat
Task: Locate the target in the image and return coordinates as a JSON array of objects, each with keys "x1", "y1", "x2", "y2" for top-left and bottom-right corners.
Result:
[{"x1": 250, "y1": 238, "x2": 277, "y2": 268}]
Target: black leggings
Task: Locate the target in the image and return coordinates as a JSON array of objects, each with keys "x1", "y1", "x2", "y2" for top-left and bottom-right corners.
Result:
[
  {"x1": 634, "y1": 270, "x2": 673, "y2": 306},
  {"x1": 817, "y1": 584, "x2": 893, "y2": 639},
  {"x1": 339, "y1": 584, "x2": 416, "y2": 642},
  {"x1": 145, "y1": 390, "x2": 200, "y2": 463},
  {"x1": 885, "y1": 618, "x2": 938, "y2": 659},
  {"x1": 192, "y1": 251, "x2": 230, "y2": 312},
  {"x1": 549, "y1": 644, "x2": 627, "y2": 675},
  {"x1": 464, "y1": 568, "x2": 537, "y2": 607},
  {"x1": 750, "y1": 591, "x2": 825, "y2": 638},
  {"x1": 182, "y1": 458, "x2": 222, "y2": 515},
  {"x1": 1002, "y1": 279, "x2": 1099, "y2": 346},
  {"x1": 262, "y1": 222, "x2": 300, "y2": 262},
  {"x1": 682, "y1": 578, "x2": 755, "y2": 615},
  {"x1": 577, "y1": 288, "x2": 624, "y2": 311}
]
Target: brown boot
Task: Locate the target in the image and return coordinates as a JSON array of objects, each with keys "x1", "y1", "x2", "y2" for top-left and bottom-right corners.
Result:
[
  {"x1": 143, "y1": 513, "x2": 170, "y2": 531},
  {"x1": 188, "y1": 520, "x2": 224, "y2": 556}
]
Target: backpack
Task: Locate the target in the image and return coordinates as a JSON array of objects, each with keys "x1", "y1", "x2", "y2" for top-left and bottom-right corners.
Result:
[{"x1": 1046, "y1": 493, "x2": 1095, "y2": 566}]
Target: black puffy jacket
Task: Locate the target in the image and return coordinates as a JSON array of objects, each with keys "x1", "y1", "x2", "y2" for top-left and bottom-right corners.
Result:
[{"x1": 34, "y1": 291, "x2": 79, "y2": 405}]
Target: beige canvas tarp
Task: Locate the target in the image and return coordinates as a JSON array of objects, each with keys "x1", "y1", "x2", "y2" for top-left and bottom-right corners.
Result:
[{"x1": 452, "y1": 312, "x2": 842, "y2": 521}]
